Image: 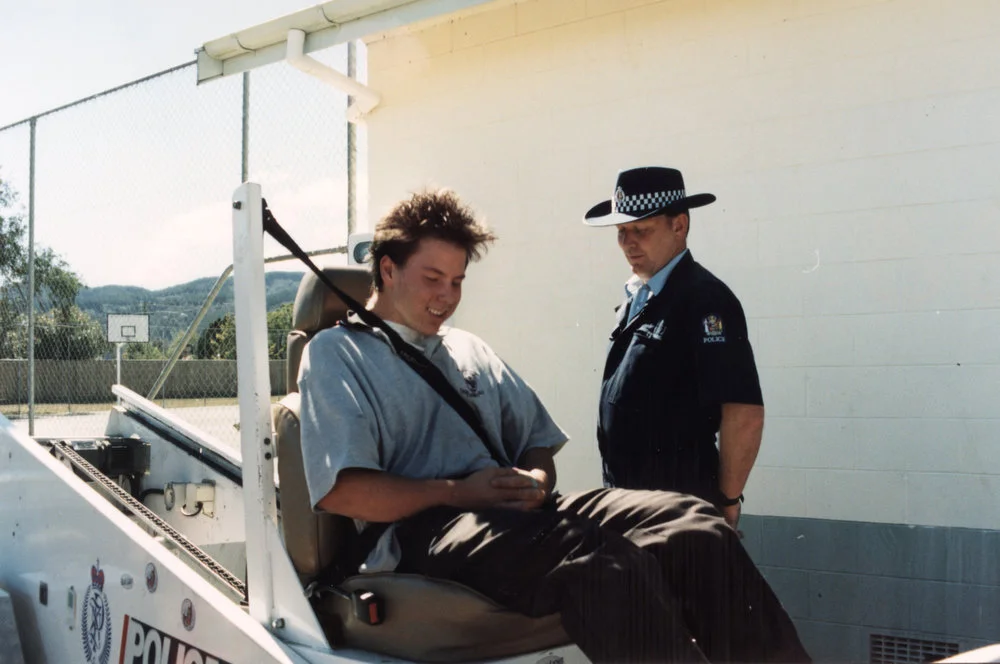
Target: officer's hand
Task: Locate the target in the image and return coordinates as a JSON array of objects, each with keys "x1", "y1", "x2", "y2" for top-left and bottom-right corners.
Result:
[
  {"x1": 721, "y1": 502, "x2": 742, "y2": 533},
  {"x1": 490, "y1": 467, "x2": 549, "y2": 511},
  {"x1": 451, "y1": 467, "x2": 542, "y2": 510}
]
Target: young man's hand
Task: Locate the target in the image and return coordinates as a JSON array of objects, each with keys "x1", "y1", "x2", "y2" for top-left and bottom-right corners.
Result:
[
  {"x1": 491, "y1": 467, "x2": 550, "y2": 511},
  {"x1": 450, "y1": 467, "x2": 544, "y2": 510}
]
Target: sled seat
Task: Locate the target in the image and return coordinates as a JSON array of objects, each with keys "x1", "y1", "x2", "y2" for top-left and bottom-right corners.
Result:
[{"x1": 273, "y1": 266, "x2": 569, "y2": 662}]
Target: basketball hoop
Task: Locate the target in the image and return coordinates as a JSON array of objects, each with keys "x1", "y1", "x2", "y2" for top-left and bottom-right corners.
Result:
[{"x1": 107, "y1": 314, "x2": 151, "y2": 400}]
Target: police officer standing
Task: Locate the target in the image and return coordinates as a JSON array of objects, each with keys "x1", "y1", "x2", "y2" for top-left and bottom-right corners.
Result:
[{"x1": 585, "y1": 166, "x2": 764, "y2": 529}]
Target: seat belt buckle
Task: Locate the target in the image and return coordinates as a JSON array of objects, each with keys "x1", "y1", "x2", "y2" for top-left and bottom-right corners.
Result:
[
  {"x1": 352, "y1": 589, "x2": 384, "y2": 625},
  {"x1": 306, "y1": 582, "x2": 385, "y2": 626}
]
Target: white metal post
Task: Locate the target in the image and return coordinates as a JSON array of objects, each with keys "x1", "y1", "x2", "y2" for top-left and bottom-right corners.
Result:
[
  {"x1": 115, "y1": 343, "x2": 122, "y2": 403},
  {"x1": 230, "y1": 183, "x2": 333, "y2": 650},
  {"x1": 231, "y1": 183, "x2": 277, "y2": 626}
]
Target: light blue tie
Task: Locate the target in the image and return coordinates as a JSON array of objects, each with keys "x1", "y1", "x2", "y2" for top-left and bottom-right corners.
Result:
[{"x1": 629, "y1": 284, "x2": 651, "y2": 322}]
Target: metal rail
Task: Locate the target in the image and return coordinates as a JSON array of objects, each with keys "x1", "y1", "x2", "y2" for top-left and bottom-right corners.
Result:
[
  {"x1": 0, "y1": 61, "x2": 197, "y2": 133},
  {"x1": 51, "y1": 440, "x2": 247, "y2": 601},
  {"x1": 146, "y1": 245, "x2": 346, "y2": 400}
]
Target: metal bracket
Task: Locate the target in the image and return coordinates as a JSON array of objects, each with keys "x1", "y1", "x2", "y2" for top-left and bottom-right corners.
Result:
[{"x1": 163, "y1": 481, "x2": 216, "y2": 517}]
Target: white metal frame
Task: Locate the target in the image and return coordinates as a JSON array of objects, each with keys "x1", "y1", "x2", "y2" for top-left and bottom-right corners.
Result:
[
  {"x1": 0, "y1": 416, "x2": 307, "y2": 663},
  {"x1": 231, "y1": 183, "x2": 328, "y2": 649}
]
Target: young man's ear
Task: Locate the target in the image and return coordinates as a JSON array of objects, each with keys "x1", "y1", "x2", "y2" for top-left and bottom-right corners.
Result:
[{"x1": 379, "y1": 255, "x2": 395, "y2": 288}]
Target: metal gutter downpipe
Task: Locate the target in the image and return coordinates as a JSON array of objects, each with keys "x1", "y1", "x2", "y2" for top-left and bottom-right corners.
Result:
[
  {"x1": 346, "y1": 40, "x2": 357, "y2": 236},
  {"x1": 284, "y1": 29, "x2": 380, "y2": 123}
]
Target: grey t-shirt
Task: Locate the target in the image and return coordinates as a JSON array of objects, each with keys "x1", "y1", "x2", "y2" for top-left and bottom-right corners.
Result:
[{"x1": 298, "y1": 317, "x2": 568, "y2": 572}]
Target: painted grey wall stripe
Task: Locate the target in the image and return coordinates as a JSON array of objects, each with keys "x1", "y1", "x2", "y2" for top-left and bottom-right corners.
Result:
[{"x1": 741, "y1": 514, "x2": 1000, "y2": 662}]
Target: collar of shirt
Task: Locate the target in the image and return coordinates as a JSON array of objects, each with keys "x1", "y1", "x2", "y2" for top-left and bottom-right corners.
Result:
[
  {"x1": 345, "y1": 311, "x2": 447, "y2": 356},
  {"x1": 624, "y1": 248, "x2": 689, "y2": 300}
]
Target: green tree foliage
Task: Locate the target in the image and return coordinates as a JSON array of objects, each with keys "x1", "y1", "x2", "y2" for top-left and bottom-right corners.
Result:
[
  {"x1": 33, "y1": 306, "x2": 110, "y2": 360},
  {"x1": 267, "y1": 302, "x2": 293, "y2": 360},
  {"x1": 1, "y1": 174, "x2": 94, "y2": 359},
  {"x1": 194, "y1": 313, "x2": 237, "y2": 360},
  {"x1": 194, "y1": 302, "x2": 295, "y2": 361},
  {"x1": 122, "y1": 340, "x2": 168, "y2": 360}
]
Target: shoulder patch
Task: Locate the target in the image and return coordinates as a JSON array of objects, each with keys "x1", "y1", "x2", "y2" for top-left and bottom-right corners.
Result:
[{"x1": 702, "y1": 314, "x2": 726, "y2": 343}]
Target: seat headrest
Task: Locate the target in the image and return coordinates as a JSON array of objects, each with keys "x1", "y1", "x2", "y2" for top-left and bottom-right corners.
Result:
[{"x1": 292, "y1": 266, "x2": 373, "y2": 334}]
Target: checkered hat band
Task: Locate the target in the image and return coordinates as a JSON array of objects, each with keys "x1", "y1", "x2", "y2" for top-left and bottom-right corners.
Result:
[{"x1": 614, "y1": 189, "x2": 686, "y2": 214}]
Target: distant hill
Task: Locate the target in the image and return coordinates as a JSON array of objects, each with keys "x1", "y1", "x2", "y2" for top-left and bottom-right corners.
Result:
[{"x1": 76, "y1": 271, "x2": 305, "y2": 343}]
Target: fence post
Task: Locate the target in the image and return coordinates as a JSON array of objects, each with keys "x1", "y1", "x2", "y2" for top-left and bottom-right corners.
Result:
[{"x1": 27, "y1": 117, "x2": 37, "y2": 435}]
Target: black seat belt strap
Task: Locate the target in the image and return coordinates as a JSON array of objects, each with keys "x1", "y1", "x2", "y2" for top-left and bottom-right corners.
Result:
[{"x1": 261, "y1": 200, "x2": 509, "y2": 468}]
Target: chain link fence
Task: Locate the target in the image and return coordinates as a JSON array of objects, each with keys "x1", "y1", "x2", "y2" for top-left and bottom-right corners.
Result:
[{"x1": 0, "y1": 47, "x2": 358, "y2": 451}]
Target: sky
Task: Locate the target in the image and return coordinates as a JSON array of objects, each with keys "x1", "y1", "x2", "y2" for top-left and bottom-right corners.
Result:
[
  {"x1": 0, "y1": 0, "x2": 318, "y2": 127},
  {"x1": 0, "y1": 0, "x2": 364, "y2": 290}
]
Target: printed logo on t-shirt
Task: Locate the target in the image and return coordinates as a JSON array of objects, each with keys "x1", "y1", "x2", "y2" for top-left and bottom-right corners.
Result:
[
  {"x1": 461, "y1": 371, "x2": 484, "y2": 397},
  {"x1": 702, "y1": 314, "x2": 726, "y2": 344}
]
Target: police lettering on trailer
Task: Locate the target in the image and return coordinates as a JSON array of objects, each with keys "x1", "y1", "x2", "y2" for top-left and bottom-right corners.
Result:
[
  {"x1": 121, "y1": 615, "x2": 230, "y2": 664},
  {"x1": 598, "y1": 251, "x2": 763, "y2": 499}
]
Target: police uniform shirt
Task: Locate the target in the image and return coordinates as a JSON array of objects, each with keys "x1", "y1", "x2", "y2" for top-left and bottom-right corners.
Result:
[
  {"x1": 598, "y1": 250, "x2": 763, "y2": 500},
  {"x1": 625, "y1": 249, "x2": 689, "y2": 322}
]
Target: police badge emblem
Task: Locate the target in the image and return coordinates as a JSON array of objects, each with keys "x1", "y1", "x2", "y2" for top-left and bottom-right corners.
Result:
[
  {"x1": 81, "y1": 560, "x2": 113, "y2": 664},
  {"x1": 613, "y1": 186, "x2": 625, "y2": 212},
  {"x1": 702, "y1": 315, "x2": 726, "y2": 343}
]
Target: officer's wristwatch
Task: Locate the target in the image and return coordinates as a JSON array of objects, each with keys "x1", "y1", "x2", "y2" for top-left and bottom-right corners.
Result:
[{"x1": 719, "y1": 493, "x2": 744, "y2": 507}]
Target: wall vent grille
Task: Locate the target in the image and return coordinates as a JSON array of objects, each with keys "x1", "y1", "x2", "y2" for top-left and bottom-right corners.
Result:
[{"x1": 870, "y1": 634, "x2": 960, "y2": 664}]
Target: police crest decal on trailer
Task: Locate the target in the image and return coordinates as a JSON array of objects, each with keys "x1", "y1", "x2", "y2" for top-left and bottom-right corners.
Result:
[{"x1": 81, "y1": 559, "x2": 113, "y2": 664}]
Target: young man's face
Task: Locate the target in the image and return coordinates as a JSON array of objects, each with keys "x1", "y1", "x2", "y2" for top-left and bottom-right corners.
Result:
[
  {"x1": 616, "y1": 212, "x2": 688, "y2": 280},
  {"x1": 379, "y1": 237, "x2": 467, "y2": 335}
]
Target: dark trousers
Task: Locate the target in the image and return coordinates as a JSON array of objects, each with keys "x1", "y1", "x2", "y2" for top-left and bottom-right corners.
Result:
[{"x1": 391, "y1": 488, "x2": 810, "y2": 663}]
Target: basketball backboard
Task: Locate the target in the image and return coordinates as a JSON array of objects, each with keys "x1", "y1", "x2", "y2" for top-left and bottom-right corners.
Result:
[{"x1": 107, "y1": 314, "x2": 150, "y2": 343}]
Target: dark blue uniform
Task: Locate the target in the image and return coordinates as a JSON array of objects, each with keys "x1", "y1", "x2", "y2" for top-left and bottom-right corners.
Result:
[{"x1": 598, "y1": 251, "x2": 763, "y2": 502}]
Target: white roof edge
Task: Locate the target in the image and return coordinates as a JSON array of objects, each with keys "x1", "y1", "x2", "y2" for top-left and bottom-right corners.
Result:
[{"x1": 196, "y1": 0, "x2": 494, "y2": 84}]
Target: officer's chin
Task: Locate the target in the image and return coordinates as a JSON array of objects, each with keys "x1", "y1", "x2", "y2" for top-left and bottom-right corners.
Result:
[{"x1": 630, "y1": 265, "x2": 650, "y2": 279}]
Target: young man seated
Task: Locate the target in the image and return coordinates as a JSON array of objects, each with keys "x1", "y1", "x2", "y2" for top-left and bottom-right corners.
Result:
[{"x1": 298, "y1": 189, "x2": 809, "y2": 663}]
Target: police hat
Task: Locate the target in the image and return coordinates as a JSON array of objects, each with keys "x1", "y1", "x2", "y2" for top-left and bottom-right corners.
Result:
[{"x1": 583, "y1": 166, "x2": 716, "y2": 227}]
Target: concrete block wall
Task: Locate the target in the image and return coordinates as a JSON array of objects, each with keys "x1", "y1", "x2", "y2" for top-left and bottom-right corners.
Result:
[
  {"x1": 742, "y1": 514, "x2": 1000, "y2": 661},
  {"x1": 363, "y1": 0, "x2": 1000, "y2": 529}
]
